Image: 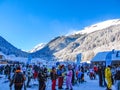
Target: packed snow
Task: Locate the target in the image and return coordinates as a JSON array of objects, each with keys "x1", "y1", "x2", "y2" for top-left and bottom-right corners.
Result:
[
  {"x1": 0, "y1": 57, "x2": 117, "y2": 90},
  {"x1": 0, "y1": 72, "x2": 116, "y2": 90}
]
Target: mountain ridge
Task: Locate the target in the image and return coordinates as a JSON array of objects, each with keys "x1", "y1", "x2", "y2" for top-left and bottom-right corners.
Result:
[
  {"x1": 0, "y1": 19, "x2": 120, "y2": 62},
  {"x1": 0, "y1": 36, "x2": 28, "y2": 57},
  {"x1": 68, "y1": 19, "x2": 120, "y2": 35},
  {"x1": 32, "y1": 19, "x2": 120, "y2": 61},
  {"x1": 29, "y1": 43, "x2": 46, "y2": 53}
]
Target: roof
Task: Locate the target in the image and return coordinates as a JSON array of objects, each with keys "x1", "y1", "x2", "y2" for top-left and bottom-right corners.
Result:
[{"x1": 91, "y1": 50, "x2": 120, "y2": 62}]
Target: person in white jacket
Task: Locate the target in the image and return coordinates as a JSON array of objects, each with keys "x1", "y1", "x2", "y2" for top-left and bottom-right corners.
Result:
[{"x1": 26, "y1": 65, "x2": 33, "y2": 87}]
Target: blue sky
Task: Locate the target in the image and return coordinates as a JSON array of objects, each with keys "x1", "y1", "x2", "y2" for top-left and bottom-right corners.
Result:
[{"x1": 0, "y1": 0, "x2": 120, "y2": 51}]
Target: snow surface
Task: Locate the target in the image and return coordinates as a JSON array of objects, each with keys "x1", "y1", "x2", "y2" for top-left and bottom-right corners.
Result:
[
  {"x1": 70, "y1": 19, "x2": 120, "y2": 35},
  {"x1": 0, "y1": 73, "x2": 116, "y2": 90},
  {"x1": 0, "y1": 56, "x2": 116, "y2": 90}
]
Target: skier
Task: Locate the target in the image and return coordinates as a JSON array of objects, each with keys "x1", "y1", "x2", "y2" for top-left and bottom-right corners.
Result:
[
  {"x1": 77, "y1": 69, "x2": 83, "y2": 83},
  {"x1": 65, "y1": 64, "x2": 73, "y2": 90},
  {"x1": 38, "y1": 69, "x2": 46, "y2": 90},
  {"x1": 26, "y1": 65, "x2": 33, "y2": 87},
  {"x1": 33, "y1": 65, "x2": 39, "y2": 84},
  {"x1": 4, "y1": 64, "x2": 11, "y2": 78},
  {"x1": 93, "y1": 65, "x2": 98, "y2": 76},
  {"x1": 80, "y1": 66, "x2": 85, "y2": 83},
  {"x1": 50, "y1": 67, "x2": 58, "y2": 90},
  {"x1": 71, "y1": 67, "x2": 75, "y2": 85},
  {"x1": 98, "y1": 66, "x2": 103, "y2": 87},
  {"x1": 57, "y1": 65, "x2": 64, "y2": 89},
  {"x1": 89, "y1": 68, "x2": 95, "y2": 80},
  {"x1": 9, "y1": 66, "x2": 26, "y2": 90},
  {"x1": 114, "y1": 66, "x2": 120, "y2": 90},
  {"x1": 105, "y1": 65, "x2": 112, "y2": 90}
]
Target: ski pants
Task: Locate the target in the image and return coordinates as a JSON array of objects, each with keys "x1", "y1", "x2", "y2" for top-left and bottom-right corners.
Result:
[
  {"x1": 27, "y1": 77, "x2": 31, "y2": 86},
  {"x1": 39, "y1": 81, "x2": 46, "y2": 90},
  {"x1": 58, "y1": 77, "x2": 63, "y2": 88},
  {"x1": 106, "y1": 78, "x2": 112, "y2": 89},
  {"x1": 52, "y1": 80, "x2": 56, "y2": 90},
  {"x1": 66, "y1": 77, "x2": 72, "y2": 89},
  {"x1": 14, "y1": 85, "x2": 23, "y2": 90}
]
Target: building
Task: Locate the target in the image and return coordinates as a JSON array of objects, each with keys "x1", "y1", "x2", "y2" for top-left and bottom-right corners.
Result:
[
  {"x1": 0, "y1": 55, "x2": 5, "y2": 60},
  {"x1": 91, "y1": 49, "x2": 120, "y2": 65},
  {"x1": 0, "y1": 54, "x2": 7, "y2": 64}
]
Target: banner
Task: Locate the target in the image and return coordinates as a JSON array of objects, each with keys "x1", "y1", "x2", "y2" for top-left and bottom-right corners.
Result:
[
  {"x1": 27, "y1": 55, "x2": 32, "y2": 64},
  {"x1": 76, "y1": 53, "x2": 82, "y2": 65},
  {"x1": 105, "y1": 51, "x2": 112, "y2": 67}
]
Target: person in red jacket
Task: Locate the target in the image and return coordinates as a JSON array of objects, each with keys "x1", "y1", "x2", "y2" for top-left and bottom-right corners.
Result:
[{"x1": 94, "y1": 66, "x2": 98, "y2": 73}]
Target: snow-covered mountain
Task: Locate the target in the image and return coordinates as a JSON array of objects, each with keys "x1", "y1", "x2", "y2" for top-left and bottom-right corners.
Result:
[
  {"x1": 71, "y1": 19, "x2": 120, "y2": 35},
  {"x1": 30, "y1": 35, "x2": 80, "y2": 60},
  {"x1": 0, "y1": 36, "x2": 28, "y2": 57},
  {"x1": 1, "y1": 19, "x2": 120, "y2": 62},
  {"x1": 29, "y1": 43, "x2": 46, "y2": 53},
  {"x1": 32, "y1": 19, "x2": 120, "y2": 61}
]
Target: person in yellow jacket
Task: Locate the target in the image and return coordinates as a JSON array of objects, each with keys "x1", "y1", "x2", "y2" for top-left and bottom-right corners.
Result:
[{"x1": 105, "y1": 65, "x2": 112, "y2": 90}]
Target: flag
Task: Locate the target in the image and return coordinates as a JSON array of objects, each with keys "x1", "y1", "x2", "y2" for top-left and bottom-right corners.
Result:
[
  {"x1": 27, "y1": 55, "x2": 32, "y2": 64},
  {"x1": 105, "y1": 51, "x2": 112, "y2": 67},
  {"x1": 76, "y1": 53, "x2": 82, "y2": 65}
]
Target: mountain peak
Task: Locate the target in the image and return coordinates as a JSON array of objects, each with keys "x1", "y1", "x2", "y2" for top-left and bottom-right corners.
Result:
[
  {"x1": 71, "y1": 19, "x2": 120, "y2": 35},
  {"x1": 29, "y1": 43, "x2": 46, "y2": 53}
]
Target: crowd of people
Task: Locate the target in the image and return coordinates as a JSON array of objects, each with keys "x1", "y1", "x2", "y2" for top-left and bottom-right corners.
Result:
[
  {"x1": 0, "y1": 63, "x2": 86, "y2": 90},
  {"x1": 0, "y1": 62, "x2": 120, "y2": 90},
  {"x1": 87, "y1": 64, "x2": 120, "y2": 90}
]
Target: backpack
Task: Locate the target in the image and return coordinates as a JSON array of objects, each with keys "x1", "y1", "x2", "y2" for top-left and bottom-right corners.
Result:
[{"x1": 14, "y1": 72, "x2": 24, "y2": 84}]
